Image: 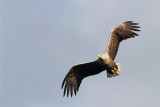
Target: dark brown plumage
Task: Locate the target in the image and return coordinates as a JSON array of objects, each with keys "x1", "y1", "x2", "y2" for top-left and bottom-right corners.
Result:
[
  {"x1": 61, "y1": 61, "x2": 106, "y2": 97},
  {"x1": 61, "y1": 21, "x2": 140, "y2": 97}
]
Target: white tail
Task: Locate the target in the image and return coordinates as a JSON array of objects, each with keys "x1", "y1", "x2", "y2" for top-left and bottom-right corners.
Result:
[{"x1": 116, "y1": 63, "x2": 121, "y2": 75}]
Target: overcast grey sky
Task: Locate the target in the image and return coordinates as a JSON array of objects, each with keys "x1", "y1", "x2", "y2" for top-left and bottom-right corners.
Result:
[{"x1": 1, "y1": 0, "x2": 160, "y2": 107}]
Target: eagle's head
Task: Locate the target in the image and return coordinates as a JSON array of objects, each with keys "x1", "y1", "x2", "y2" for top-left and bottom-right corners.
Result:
[
  {"x1": 97, "y1": 54, "x2": 106, "y2": 65},
  {"x1": 97, "y1": 53, "x2": 113, "y2": 67},
  {"x1": 98, "y1": 54, "x2": 103, "y2": 59}
]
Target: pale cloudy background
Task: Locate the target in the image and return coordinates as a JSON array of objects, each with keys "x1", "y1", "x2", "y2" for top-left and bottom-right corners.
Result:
[{"x1": 1, "y1": 0, "x2": 160, "y2": 107}]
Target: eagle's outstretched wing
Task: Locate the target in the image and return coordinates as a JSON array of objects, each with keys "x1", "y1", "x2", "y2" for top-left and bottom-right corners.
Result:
[
  {"x1": 61, "y1": 21, "x2": 140, "y2": 97},
  {"x1": 106, "y1": 21, "x2": 140, "y2": 60},
  {"x1": 61, "y1": 60, "x2": 105, "y2": 97}
]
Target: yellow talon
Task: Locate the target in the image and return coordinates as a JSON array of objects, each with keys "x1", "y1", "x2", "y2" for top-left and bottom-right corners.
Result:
[
  {"x1": 108, "y1": 63, "x2": 121, "y2": 78},
  {"x1": 111, "y1": 67, "x2": 120, "y2": 75},
  {"x1": 111, "y1": 69, "x2": 116, "y2": 74},
  {"x1": 111, "y1": 70, "x2": 114, "y2": 73}
]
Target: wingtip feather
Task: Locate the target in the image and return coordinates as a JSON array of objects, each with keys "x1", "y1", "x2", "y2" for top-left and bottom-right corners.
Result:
[{"x1": 61, "y1": 78, "x2": 65, "y2": 89}]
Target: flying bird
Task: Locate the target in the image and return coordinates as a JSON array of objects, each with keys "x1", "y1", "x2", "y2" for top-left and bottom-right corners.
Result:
[{"x1": 61, "y1": 21, "x2": 140, "y2": 97}]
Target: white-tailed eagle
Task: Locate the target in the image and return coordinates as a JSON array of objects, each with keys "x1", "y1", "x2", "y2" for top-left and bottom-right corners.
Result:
[{"x1": 61, "y1": 21, "x2": 140, "y2": 97}]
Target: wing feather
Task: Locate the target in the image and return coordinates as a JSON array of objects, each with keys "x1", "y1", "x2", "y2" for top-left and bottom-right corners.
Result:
[
  {"x1": 61, "y1": 60, "x2": 105, "y2": 97},
  {"x1": 106, "y1": 21, "x2": 140, "y2": 60}
]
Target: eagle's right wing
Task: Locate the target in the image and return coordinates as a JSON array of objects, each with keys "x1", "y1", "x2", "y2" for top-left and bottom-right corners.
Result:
[
  {"x1": 106, "y1": 21, "x2": 140, "y2": 60},
  {"x1": 61, "y1": 60, "x2": 105, "y2": 97}
]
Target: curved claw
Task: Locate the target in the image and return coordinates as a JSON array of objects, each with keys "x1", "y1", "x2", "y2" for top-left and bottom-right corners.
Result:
[
  {"x1": 107, "y1": 63, "x2": 121, "y2": 78},
  {"x1": 111, "y1": 67, "x2": 120, "y2": 75}
]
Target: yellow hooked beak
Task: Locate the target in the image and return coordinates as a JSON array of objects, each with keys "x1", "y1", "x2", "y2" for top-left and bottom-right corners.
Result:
[{"x1": 98, "y1": 54, "x2": 102, "y2": 58}]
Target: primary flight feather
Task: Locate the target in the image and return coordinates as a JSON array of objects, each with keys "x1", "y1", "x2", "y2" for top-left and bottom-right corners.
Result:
[{"x1": 61, "y1": 21, "x2": 140, "y2": 97}]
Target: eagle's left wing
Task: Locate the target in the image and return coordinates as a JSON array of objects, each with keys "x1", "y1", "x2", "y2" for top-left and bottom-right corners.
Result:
[
  {"x1": 105, "y1": 21, "x2": 141, "y2": 60},
  {"x1": 61, "y1": 60, "x2": 106, "y2": 97}
]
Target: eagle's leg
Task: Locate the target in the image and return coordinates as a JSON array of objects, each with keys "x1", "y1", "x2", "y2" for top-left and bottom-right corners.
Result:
[
  {"x1": 107, "y1": 63, "x2": 120, "y2": 78},
  {"x1": 111, "y1": 63, "x2": 120, "y2": 75}
]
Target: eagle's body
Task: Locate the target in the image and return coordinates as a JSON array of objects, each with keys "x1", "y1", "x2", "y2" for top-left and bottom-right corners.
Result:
[
  {"x1": 61, "y1": 21, "x2": 140, "y2": 97},
  {"x1": 98, "y1": 53, "x2": 120, "y2": 77}
]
